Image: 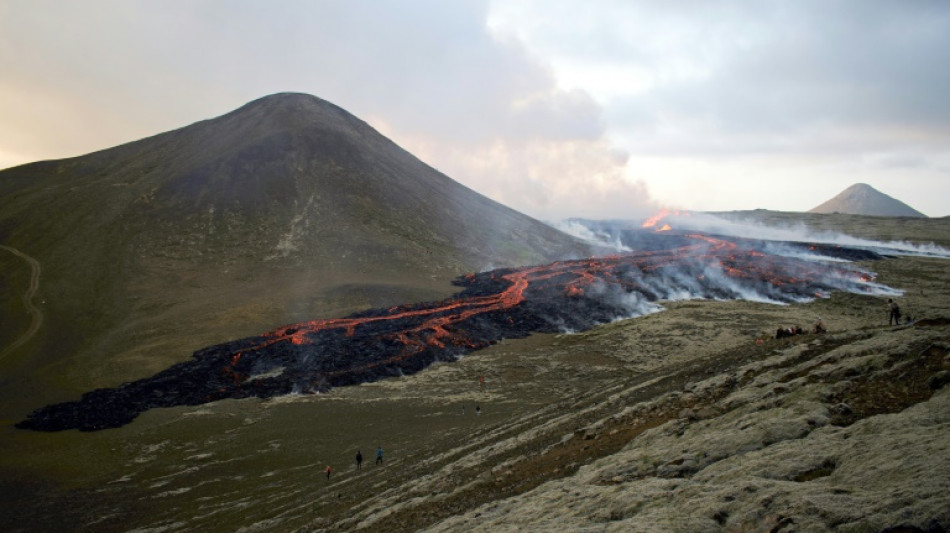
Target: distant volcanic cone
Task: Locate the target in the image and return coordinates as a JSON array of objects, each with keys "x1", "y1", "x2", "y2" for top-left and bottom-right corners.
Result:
[
  {"x1": 810, "y1": 183, "x2": 926, "y2": 217},
  {"x1": 18, "y1": 231, "x2": 890, "y2": 432}
]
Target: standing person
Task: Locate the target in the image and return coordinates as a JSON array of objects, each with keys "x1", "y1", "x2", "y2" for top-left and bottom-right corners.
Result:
[
  {"x1": 888, "y1": 298, "x2": 901, "y2": 325},
  {"x1": 325, "y1": 465, "x2": 332, "y2": 480},
  {"x1": 356, "y1": 450, "x2": 363, "y2": 470},
  {"x1": 376, "y1": 446, "x2": 384, "y2": 466}
]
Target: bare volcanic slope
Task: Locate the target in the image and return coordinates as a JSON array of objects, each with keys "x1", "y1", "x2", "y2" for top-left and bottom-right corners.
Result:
[
  {"x1": 810, "y1": 182, "x2": 926, "y2": 217},
  {"x1": 0, "y1": 93, "x2": 590, "y2": 412}
]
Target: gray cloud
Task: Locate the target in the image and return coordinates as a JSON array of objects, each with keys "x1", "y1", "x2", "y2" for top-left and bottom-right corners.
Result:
[
  {"x1": 598, "y1": 1, "x2": 950, "y2": 156},
  {"x1": 486, "y1": 0, "x2": 949, "y2": 215}
]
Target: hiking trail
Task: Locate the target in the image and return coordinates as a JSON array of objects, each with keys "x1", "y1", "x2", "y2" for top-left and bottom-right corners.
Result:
[{"x1": 1, "y1": 244, "x2": 43, "y2": 360}]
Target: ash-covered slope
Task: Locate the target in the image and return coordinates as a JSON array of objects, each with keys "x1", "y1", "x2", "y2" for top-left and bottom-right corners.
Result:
[
  {"x1": 0, "y1": 93, "x2": 589, "y2": 407},
  {"x1": 810, "y1": 183, "x2": 926, "y2": 217},
  {"x1": 0, "y1": 92, "x2": 584, "y2": 269}
]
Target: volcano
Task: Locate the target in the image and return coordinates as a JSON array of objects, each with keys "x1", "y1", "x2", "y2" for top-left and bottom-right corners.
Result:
[
  {"x1": 810, "y1": 183, "x2": 926, "y2": 217},
  {"x1": 17, "y1": 230, "x2": 892, "y2": 431},
  {"x1": 0, "y1": 93, "x2": 591, "y2": 419}
]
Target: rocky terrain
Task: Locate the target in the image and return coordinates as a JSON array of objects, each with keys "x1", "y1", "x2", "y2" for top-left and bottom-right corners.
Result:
[
  {"x1": 417, "y1": 318, "x2": 950, "y2": 532},
  {"x1": 0, "y1": 215, "x2": 946, "y2": 532}
]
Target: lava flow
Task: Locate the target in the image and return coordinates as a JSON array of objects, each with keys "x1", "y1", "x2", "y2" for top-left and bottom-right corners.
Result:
[{"x1": 18, "y1": 231, "x2": 889, "y2": 431}]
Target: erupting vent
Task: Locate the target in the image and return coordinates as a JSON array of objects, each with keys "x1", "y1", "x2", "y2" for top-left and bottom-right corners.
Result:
[{"x1": 18, "y1": 232, "x2": 889, "y2": 431}]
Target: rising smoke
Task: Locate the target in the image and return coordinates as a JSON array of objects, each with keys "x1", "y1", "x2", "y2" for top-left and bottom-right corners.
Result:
[{"x1": 558, "y1": 211, "x2": 950, "y2": 259}]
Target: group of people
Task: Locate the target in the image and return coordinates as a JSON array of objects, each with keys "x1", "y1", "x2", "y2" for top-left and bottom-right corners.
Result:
[
  {"x1": 775, "y1": 325, "x2": 805, "y2": 339},
  {"x1": 774, "y1": 317, "x2": 826, "y2": 339},
  {"x1": 771, "y1": 298, "x2": 906, "y2": 342},
  {"x1": 325, "y1": 446, "x2": 384, "y2": 480}
]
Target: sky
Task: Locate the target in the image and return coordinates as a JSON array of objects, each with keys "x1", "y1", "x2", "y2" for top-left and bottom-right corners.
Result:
[{"x1": 1, "y1": 0, "x2": 948, "y2": 220}]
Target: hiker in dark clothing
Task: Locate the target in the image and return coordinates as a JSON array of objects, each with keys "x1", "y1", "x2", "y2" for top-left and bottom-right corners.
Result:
[
  {"x1": 356, "y1": 450, "x2": 363, "y2": 470},
  {"x1": 376, "y1": 446, "x2": 383, "y2": 465},
  {"x1": 888, "y1": 299, "x2": 901, "y2": 325},
  {"x1": 325, "y1": 465, "x2": 332, "y2": 479}
]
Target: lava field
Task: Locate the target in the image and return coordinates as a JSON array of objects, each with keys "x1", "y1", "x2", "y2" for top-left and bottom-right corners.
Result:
[{"x1": 18, "y1": 231, "x2": 886, "y2": 431}]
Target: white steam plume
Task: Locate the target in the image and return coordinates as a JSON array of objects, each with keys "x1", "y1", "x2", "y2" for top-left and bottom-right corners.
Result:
[{"x1": 661, "y1": 212, "x2": 950, "y2": 258}]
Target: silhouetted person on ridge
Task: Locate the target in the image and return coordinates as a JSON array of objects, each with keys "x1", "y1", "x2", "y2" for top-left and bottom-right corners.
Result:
[{"x1": 356, "y1": 450, "x2": 363, "y2": 470}]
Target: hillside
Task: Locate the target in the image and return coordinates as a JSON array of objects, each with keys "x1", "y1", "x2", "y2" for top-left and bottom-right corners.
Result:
[
  {"x1": 0, "y1": 93, "x2": 590, "y2": 412},
  {"x1": 810, "y1": 183, "x2": 926, "y2": 217},
  {"x1": 1, "y1": 213, "x2": 947, "y2": 532}
]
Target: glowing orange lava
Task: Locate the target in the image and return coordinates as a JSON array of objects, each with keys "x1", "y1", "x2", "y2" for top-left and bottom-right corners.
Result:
[{"x1": 642, "y1": 209, "x2": 690, "y2": 231}]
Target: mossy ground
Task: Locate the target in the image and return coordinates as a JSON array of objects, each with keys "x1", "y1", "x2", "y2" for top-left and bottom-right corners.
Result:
[{"x1": 0, "y1": 214, "x2": 947, "y2": 532}]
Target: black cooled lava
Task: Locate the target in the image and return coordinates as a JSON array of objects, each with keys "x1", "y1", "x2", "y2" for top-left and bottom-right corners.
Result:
[{"x1": 17, "y1": 231, "x2": 883, "y2": 431}]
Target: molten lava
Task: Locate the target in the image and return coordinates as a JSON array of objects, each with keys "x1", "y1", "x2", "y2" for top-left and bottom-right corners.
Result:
[
  {"x1": 18, "y1": 231, "x2": 886, "y2": 432},
  {"x1": 642, "y1": 209, "x2": 689, "y2": 229}
]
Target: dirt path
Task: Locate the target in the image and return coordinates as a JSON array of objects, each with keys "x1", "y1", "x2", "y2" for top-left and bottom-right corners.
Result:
[{"x1": 0, "y1": 244, "x2": 43, "y2": 359}]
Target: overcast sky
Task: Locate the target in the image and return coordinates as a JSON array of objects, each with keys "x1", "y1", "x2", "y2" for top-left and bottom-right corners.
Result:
[{"x1": 2, "y1": 1, "x2": 948, "y2": 219}]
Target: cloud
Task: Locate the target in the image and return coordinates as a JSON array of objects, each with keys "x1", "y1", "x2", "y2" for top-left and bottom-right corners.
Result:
[
  {"x1": 488, "y1": 0, "x2": 950, "y2": 215},
  {"x1": 385, "y1": 128, "x2": 649, "y2": 220},
  {"x1": 499, "y1": 0, "x2": 950, "y2": 157}
]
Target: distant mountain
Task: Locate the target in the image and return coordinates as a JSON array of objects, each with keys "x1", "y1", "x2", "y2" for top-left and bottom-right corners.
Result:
[
  {"x1": 809, "y1": 183, "x2": 926, "y2": 217},
  {"x1": 0, "y1": 93, "x2": 590, "y2": 407}
]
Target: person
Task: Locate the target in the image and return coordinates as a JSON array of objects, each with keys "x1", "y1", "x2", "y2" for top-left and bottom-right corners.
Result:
[
  {"x1": 356, "y1": 450, "x2": 362, "y2": 470},
  {"x1": 475, "y1": 404, "x2": 481, "y2": 416},
  {"x1": 325, "y1": 465, "x2": 332, "y2": 480},
  {"x1": 376, "y1": 446, "x2": 384, "y2": 466},
  {"x1": 888, "y1": 298, "x2": 901, "y2": 325},
  {"x1": 814, "y1": 317, "x2": 826, "y2": 334}
]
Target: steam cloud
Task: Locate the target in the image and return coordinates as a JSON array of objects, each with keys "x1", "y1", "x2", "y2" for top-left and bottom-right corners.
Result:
[{"x1": 560, "y1": 212, "x2": 950, "y2": 259}]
